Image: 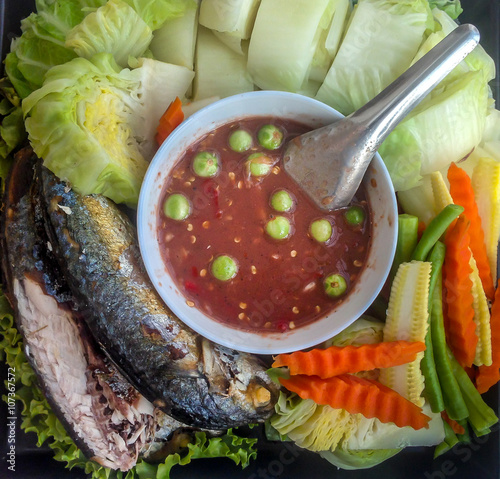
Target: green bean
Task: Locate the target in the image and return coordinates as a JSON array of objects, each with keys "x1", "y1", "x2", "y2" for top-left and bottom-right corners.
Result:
[
  {"x1": 192, "y1": 151, "x2": 219, "y2": 177},
  {"x1": 390, "y1": 214, "x2": 419, "y2": 280},
  {"x1": 456, "y1": 420, "x2": 471, "y2": 444},
  {"x1": 310, "y1": 219, "x2": 332, "y2": 243},
  {"x1": 270, "y1": 190, "x2": 294, "y2": 212},
  {"x1": 163, "y1": 193, "x2": 191, "y2": 221},
  {"x1": 323, "y1": 274, "x2": 347, "y2": 298},
  {"x1": 426, "y1": 241, "x2": 446, "y2": 316},
  {"x1": 229, "y1": 129, "x2": 252, "y2": 152},
  {"x1": 211, "y1": 255, "x2": 238, "y2": 281},
  {"x1": 430, "y1": 273, "x2": 469, "y2": 421},
  {"x1": 420, "y1": 241, "x2": 446, "y2": 413},
  {"x1": 258, "y1": 124, "x2": 283, "y2": 150},
  {"x1": 447, "y1": 348, "x2": 498, "y2": 435},
  {"x1": 434, "y1": 421, "x2": 459, "y2": 459},
  {"x1": 411, "y1": 204, "x2": 464, "y2": 261},
  {"x1": 265, "y1": 216, "x2": 291, "y2": 240},
  {"x1": 344, "y1": 205, "x2": 365, "y2": 227},
  {"x1": 246, "y1": 153, "x2": 273, "y2": 177}
]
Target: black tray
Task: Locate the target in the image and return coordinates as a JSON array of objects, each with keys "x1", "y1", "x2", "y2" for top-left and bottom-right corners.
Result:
[{"x1": 1, "y1": 1, "x2": 499, "y2": 477}]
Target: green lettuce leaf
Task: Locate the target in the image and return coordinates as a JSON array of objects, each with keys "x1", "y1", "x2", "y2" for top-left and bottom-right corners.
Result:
[{"x1": 0, "y1": 289, "x2": 257, "y2": 478}]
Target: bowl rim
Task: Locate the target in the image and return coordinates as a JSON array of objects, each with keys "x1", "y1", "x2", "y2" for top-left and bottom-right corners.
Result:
[{"x1": 137, "y1": 91, "x2": 398, "y2": 354}]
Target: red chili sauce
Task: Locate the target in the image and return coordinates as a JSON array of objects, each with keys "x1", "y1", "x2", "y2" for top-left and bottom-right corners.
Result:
[{"x1": 158, "y1": 116, "x2": 372, "y2": 333}]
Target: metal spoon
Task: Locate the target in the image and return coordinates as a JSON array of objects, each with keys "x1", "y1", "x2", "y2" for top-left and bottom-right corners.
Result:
[{"x1": 283, "y1": 24, "x2": 480, "y2": 211}]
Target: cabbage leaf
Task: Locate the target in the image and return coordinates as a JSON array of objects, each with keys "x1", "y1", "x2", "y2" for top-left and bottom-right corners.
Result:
[
  {"x1": 316, "y1": 0, "x2": 432, "y2": 115},
  {"x1": 23, "y1": 53, "x2": 192, "y2": 206},
  {"x1": 5, "y1": 0, "x2": 107, "y2": 98},
  {"x1": 319, "y1": 448, "x2": 401, "y2": 470},
  {"x1": 65, "y1": 0, "x2": 153, "y2": 67}
]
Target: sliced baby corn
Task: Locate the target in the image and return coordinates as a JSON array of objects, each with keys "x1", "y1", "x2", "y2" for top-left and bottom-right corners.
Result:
[
  {"x1": 470, "y1": 257, "x2": 492, "y2": 367},
  {"x1": 471, "y1": 157, "x2": 500, "y2": 284},
  {"x1": 430, "y1": 171, "x2": 454, "y2": 212},
  {"x1": 379, "y1": 261, "x2": 431, "y2": 408}
]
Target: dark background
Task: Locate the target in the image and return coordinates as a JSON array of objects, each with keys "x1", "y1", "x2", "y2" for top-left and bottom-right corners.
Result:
[{"x1": 0, "y1": 0, "x2": 499, "y2": 478}]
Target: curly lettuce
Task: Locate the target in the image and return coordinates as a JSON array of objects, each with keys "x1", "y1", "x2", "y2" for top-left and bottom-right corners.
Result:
[{"x1": 0, "y1": 291, "x2": 257, "y2": 478}]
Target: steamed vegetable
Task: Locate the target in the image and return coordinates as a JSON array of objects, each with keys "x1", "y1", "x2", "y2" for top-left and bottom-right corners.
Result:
[
  {"x1": 272, "y1": 341, "x2": 426, "y2": 378},
  {"x1": 22, "y1": 53, "x2": 193, "y2": 206},
  {"x1": 193, "y1": 26, "x2": 253, "y2": 101},
  {"x1": 447, "y1": 162, "x2": 495, "y2": 299},
  {"x1": 248, "y1": 0, "x2": 335, "y2": 92},
  {"x1": 316, "y1": 0, "x2": 432, "y2": 115},
  {"x1": 442, "y1": 215, "x2": 478, "y2": 368},
  {"x1": 471, "y1": 157, "x2": 500, "y2": 283},
  {"x1": 65, "y1": 0, "x2": 153, "y2": 67},
  {"x1": 279, "y1": 374, "x2": 431, "y2": 430},
  {"x1": 379, "y1": 261, "x2": 431, "y2": 407}
]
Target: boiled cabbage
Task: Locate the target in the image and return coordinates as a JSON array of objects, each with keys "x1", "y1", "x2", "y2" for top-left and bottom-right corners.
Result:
[
  {"x1": 316, "y1": 0, "x2": 432, "y2": 115},
  {"x1": 23, "y1": 53, "x2": 193, "y2": 206},
  {"x1": 65, "y1": 0, "x2": 153, "y2": 67}
]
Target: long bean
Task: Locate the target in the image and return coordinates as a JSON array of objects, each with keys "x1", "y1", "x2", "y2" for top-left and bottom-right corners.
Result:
[
  {"x1": 420, "y1": 242, "x2": 446, "y2": 413},
  {"x1": 430, "y1": 273, "x2": 468, "y2": 421},
  {"x1": 447, "y1": 348, "x2": 498, "y2": 435},
  {"x1": 411, "y1": 204, "x2": 464, "y2": 261},
  {"x1": 390, "y1": 214, "x2": 419, "y2": 280},
  {"x1": 434, "y1": 421, "x2": 459, "y2": 458}
]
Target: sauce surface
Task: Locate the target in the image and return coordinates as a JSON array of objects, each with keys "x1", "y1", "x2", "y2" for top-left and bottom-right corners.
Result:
[{"x1": 158, "y1": 116, "x2": 372, "y2": 333}]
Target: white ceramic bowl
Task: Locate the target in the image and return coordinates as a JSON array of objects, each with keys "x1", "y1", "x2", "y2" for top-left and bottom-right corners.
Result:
[{"x1": 137, "y1": 91, "x2": 397, "y2": 354}]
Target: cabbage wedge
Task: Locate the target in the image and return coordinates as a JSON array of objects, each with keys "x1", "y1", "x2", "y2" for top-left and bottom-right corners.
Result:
[
  {"x1": 23, "y1": 53, "x2": 193, "y2": 206},
  {"x1": 315, "y1": 0, "x2": 432, "y2": 115}
]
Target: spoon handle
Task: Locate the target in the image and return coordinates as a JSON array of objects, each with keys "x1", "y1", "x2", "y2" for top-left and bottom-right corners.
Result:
[{"x1": 349, "y1": 23, "x2": 480, "y2": 149}]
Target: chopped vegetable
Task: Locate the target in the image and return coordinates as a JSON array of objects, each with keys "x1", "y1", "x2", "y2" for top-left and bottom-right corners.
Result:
[
  {"x1": 430, "y1": 171, "x2": 454, "y2": 214},
  {"x1": 429, "y1": 271, "x2": 468, "y2": 421},
  {"x1": 150, "y1": 0, "x2": 199, "y2": 69},
  {"x1": 411, "y1": 204, "x2": 464, "y2": 261},
  {"x1": 390, "y1": 214, "x2": 419, "y2": 280},
  {"x1": 65, "y1": 0, "x2": 153, "y2": 67},
  {"x1": 193, "y1": 26, "x2": 253, "y2": 101},
  {"x1": 248, "y1": 0, "x2": 335, "y2": 91},
  {"x1": 441, "y1": 411, "x2": 465, "y2": 435},
  {"x1": 156, "y1": 96, "x2": 185, "y2": 145},
  {"x1": 476, "y1": 285, "x2": 500, "y2": 393},
  {"x1": 316, "y1": 0, "x2": 431, "y2": 115},
  {"x1": 379, "y1": 261, "x2": 431, "y2": 407},
  {"x1": 420, "y1": 242, "x2": 446, "y2": 414},
  {"x1": 272, "y1": 341, "x2": 426, "y2": 378},
  {"x1": 442, "y1": 215, "x2": 477, "y2": 368},
  {"x1": 469, "y1": 257, "x2": 492, "y2": 366},
  {"x1": 471, "y1": 157, "x2": 500, "y2": 284},
  {"x1": 447, "y1": 162, "x2": 495, "y2": 299},
  {"x1": 279, "y1": 374, "x2": 431, "y2": 430},
  {"x1": 448, "y1": 349, "x2": 499, "y2": 435}
]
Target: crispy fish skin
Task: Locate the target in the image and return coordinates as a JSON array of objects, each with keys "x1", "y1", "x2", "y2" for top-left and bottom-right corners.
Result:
[{"x1": 38, "y1": 165, "x2": 278, "y2": 429}]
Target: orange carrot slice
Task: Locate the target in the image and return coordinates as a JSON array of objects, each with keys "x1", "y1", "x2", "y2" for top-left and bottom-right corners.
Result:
[
  {"x1": 441, "y1": 410, "x2": 465, "y2": 435},
  {"x1": 476, "y1": 285, "x2": 500, "y2": 394},
  {"x1": 443, "y1": 215, "x2": 478, "y2": 368},
  {"x1": 156, "y1": 97, "x2": 184, "y2": 145},
  {"x1": 279, "y1": 374, "x2": 431, "y2": 430},
  {"x1": 272, "y1": 340, "x2": 426, "y2": 378},
  {"x1": 448, "y1": 162, "x2": 495, "y2": 299}
]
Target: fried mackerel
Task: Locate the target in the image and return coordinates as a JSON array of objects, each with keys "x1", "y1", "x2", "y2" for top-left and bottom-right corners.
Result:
[
  {"x1": 1, "y1": 151, "x2": 159, "y2": 470},
  {"x1": 36, "y1": 162, "x2": 278, "y2": 429}
]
